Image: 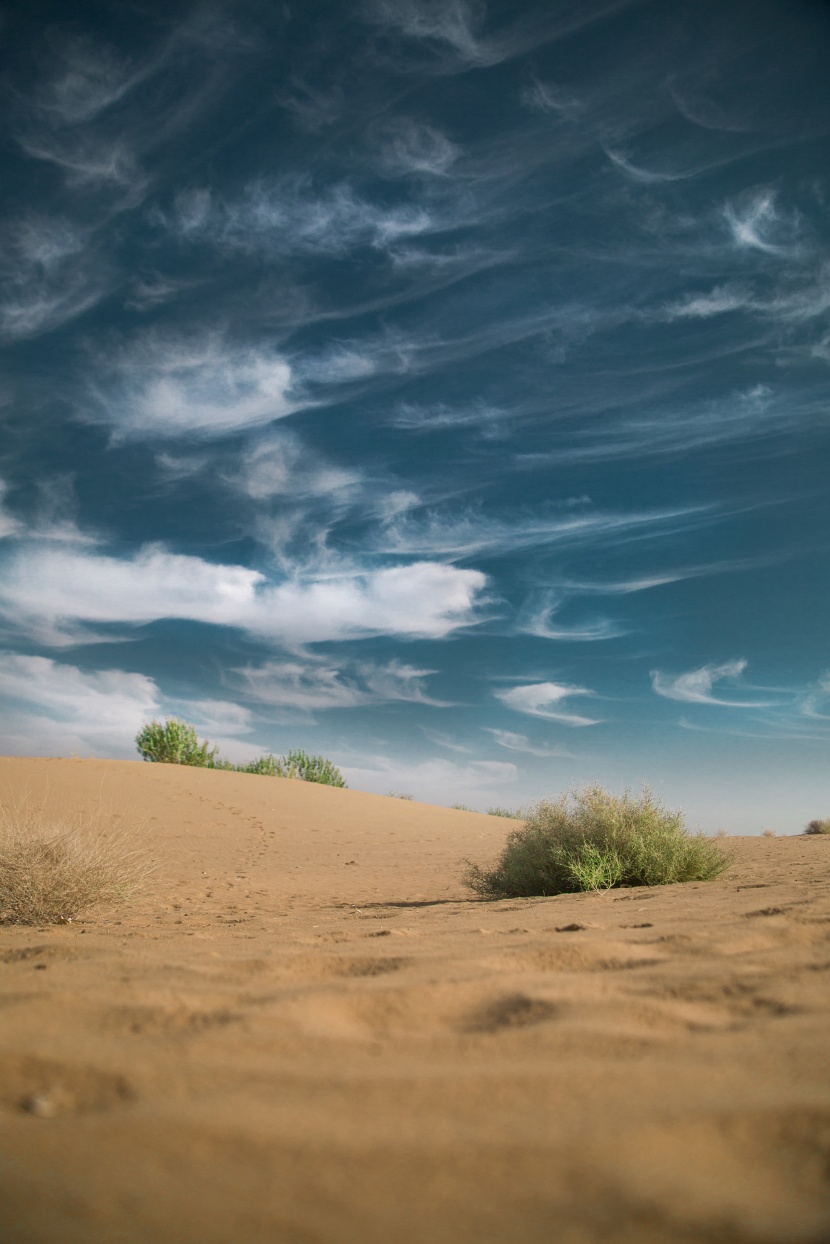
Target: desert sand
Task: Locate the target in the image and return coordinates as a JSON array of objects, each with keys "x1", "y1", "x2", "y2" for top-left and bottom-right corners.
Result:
[{"x1": 0, "y1": 757, "x2": 828, "y2": 1244}]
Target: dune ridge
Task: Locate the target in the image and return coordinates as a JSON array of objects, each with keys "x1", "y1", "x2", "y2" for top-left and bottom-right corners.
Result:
[{"x1": 1, "y1": 757, "x2": 829, "y2": 1243}]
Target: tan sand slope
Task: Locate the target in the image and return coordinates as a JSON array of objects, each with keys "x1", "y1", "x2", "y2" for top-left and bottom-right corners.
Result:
[{"x1": 0, "y1": 757, "x2": 829, "y2": 1244}]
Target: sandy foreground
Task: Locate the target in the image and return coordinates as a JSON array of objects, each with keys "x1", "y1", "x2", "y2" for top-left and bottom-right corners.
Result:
[{"x1": 0, "y1": 758, "x2": 828, "y2": 1244}]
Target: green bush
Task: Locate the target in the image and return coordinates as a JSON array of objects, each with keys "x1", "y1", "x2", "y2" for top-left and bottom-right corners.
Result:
[
  {"x1": 135, "y1": 718, "x2": 217, "y2": 767},
  {"x1": 804, "y1": 818, "x2": 830, "y2": 835},
  {"x1": 486, "y1": 805, "x2": 525, "y2": 819},
  {"x1": 271, "y1": 750, "x2": 347, "y2": 787},
  {"x1": 135, "y1": 721, "x2": 347, "y2": 787},
  {"x1": 465, "y1": 785, "x2": 729, "y2": 898}
]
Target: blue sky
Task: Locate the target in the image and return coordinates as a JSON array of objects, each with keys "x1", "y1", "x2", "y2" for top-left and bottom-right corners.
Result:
[{"x1": 1, "y1": 0, "x2": 828, "y2": 831}]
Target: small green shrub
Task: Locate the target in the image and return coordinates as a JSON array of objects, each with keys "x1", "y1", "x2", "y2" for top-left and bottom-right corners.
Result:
[
  {"x1": 465, "y1": 785, "x2": 729, "y2": 898},
  {"x1": 451, "y1": 803, "x2": 473, "y2": 811},
  {"x1": 273, "y1": 750, "x2": 347, "y2": 787},
  {"x1": 135, "y1": 721, "x2": 347, "y2": 787},
  {"x1": 486, "y1": 805, "x2": 525, "y2": 819},
  {"x1": 388, "y1": 791, "x2": 414, "y2": 801},
  {"x1": 136, "y1": 718, "x2": 217, "y2": 767},
  {"x1": 804, "y1": 818, "x2": 830, "y2": 835}
]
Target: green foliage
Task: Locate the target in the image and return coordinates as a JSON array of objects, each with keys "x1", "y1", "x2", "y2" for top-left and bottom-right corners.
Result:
[
  {"x1": 451, "y1": 803, "x2": 473, "y2": 811},
  {"x1": 388, "y1": 791, "x2": 414, "y2": 801},
  {"x1": 486, "y1": 805, "x2": 525, "y2": 819},
  {"x1": 135, "y1": 718, "x2": 217, "y2": 767},
  {"x1": 804, "y1": 818, "x2": 830, "y2": 835},
  {"x1": 135, "y1": 722, "x2": 347, "y2": 787},
  {"x1": 274, "y1": 750, "x2": 347, "y2": 787},
  {"x1": 465, "y1": 785, "x2": 730, "y2": 898}
]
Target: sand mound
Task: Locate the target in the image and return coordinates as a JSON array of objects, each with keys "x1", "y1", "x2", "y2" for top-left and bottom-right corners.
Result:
[{"x1": 1, "y1": 757, "x2": 828, "y2": 1243}]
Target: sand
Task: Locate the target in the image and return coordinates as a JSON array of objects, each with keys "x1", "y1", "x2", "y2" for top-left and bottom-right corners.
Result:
[{"x1": 0, "y1": 757, "x2": 828, "y2": 1244}]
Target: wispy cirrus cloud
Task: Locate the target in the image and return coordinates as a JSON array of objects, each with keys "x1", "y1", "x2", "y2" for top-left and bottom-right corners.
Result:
[
  {"x1": 165, "y1": 179, "x2": 435, "y2": 258},
  {"x1": 90, "y1": 333, "x2": 296, "y2": 439},
  {"x1": 234, "y1": 657, "x2": 450, "y2": 714},
  {"x1": 515, "y1": 591, "x2": 622, "y2": 642},
  {"x1": 0, "y1": 541, "x2": 487, "y2": 645},
  {"x1": 0, "y1": 214, "x2": 109, "y2": 340},
  {"x1": 723, "y1": 190, "x2": 798, "y2": 256},
  {"x1": 374, "y1": 502, "x2": 700, "y2": 561},
  {"x1": 365, "y1": 0, "x2": 639, "y2": 74},
  {"x1": 376, "y1": 118, "x2": 461, "y2": 177},
  {"x1": 495, "y1": 681, "x2": 600, "y2": 726},
  {"x1": 485, "y1": 728, "x2": 571, "y2": 757},
  {"x1": 650, "y1": 659, "x2": 780, "y2": 708}
]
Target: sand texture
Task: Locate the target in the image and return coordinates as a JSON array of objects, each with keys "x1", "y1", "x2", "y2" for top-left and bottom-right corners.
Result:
[{"x1": 1, "y1": 757, "x2": 829, "y2": 1243}]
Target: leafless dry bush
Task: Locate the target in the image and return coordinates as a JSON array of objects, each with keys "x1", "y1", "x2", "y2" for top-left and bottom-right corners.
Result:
[{"x1": 0, "y1": 798, "x2": 152, "y2": 925}]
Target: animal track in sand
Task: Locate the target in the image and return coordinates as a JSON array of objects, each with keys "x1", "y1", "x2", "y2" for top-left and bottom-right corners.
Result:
[
  {"x1": 102, "y1": 1004, "x2": 243, "y2": 1036},
  {"x1": 1, "y1": 943, "x2": 85, "y2": 964},
  {"x1": 463, "y1": 993, "x2": 559, "y2": 1034},
  {"x1": 478, "y1": 943, "x2": 666, "y2": 974},
  {"x1": 273, "y1": 954, "x2": 409, "y2": 981},
  {"x1": 0, "y1": 1053, "x2": 134, "y2": 1117}
]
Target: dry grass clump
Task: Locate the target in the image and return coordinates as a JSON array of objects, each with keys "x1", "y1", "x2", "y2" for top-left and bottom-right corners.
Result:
[
  {"x1": 0, "y1": 800, "x2": 151, "y2": 925},
  {"x1": 804, "y1": 818, "x2": 830, "y2": 835},
  {"x1": 465, "y1": 785, "x2": 730, "y2": 898}
]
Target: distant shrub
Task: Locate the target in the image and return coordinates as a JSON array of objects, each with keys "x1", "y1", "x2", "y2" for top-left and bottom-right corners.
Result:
[
  {"x1": 388, "y1": 791, "x2": 414, "y2": 801},
  {"x1": 486, "y1": 806, "x2": 525, "y2": 819},
  {"x1": 136, "y1": 718, "x2": 217, "y2": 767},
  {"x1": 135, "y1": 721, "x2": 347, "y2": 787},
  {"x1": 762, "y1": 829, "x2": 776, "y2": 838},
  {"x1": 465, "y1": 785, "x2": 730, "y2": 898},
  {"x1": 451, "y1": 803, "x2": 473, "y2": 811},
  {"x1": 273, "y1": 750, "x2": 347, "y2": 787},
  {"x1": 804, "y1": 818, "x2": 830, "y2": 835},
  {"x1": 0, "y1": 801, "x2": 149, "y2": 925}
]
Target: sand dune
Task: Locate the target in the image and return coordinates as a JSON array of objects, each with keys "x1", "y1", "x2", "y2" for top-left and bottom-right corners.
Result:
[{"x1": 1, "y1": 757, "x2": 828, "y2": 1243}]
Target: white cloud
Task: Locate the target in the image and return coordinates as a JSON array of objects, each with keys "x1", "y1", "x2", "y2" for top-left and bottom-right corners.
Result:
[
  {"x1": 92, "y1": 334, "x2": 296, "y2": 439},
  {"x1": 0, "y1": 543, "x2": 487, "y2": 645},
  {"x1": 521, "y1": 78, "x2": 581, "y2": 116},
  {"x1": 339, "y1": 753, "x2": 519, "y2": 807},
  {"x1": 495, "y1": 681, "x2": 600, "y2": 726},
  {"x1": 723, "y1": 191, "x2": 794, "y2": 255},
  {"x1": 230, "y1": 430, "x2": 361, "y2": 503},
  {"x1": 604, "y1": 147, "x2": 691, "y2": 184},
  {"x1": 650, "y1": 659, "x2": 778, "y2": 708},
  {"x1": 391, "y1": 400, "x2": 505, "y2": 435},
  {"x1": 0, "y1": 651, "x2": 159, "y2": 758},
  {"x1": 485, "y1": 728, "x2": 570, "y2": 757},
  {"x1": 0, "y1": 215, "x2": 108, "y2": 340},
  {"x1": 234, "y1": 657, "x2": 448, "y2": 713},
  {"x1": 662, "y1": 283, "x2": 751, "y2": 320},
  {"x1": 419, "y1": 727, "x2": 472, "y2": 754},
  {"x1": 173, "y1": 699, "x2": 253, "y2": 735},
  {"x1": 378, "y1": 120, "x2": 460, "y2": 176},
  {"x1": 515, "y1": 591, "x2": 622, "y2": 641},
  {"x1": 375, "y1": 503, "x2": 694, "y2": 560},
  {"x1": 368, "y1": 0, "x2": 493, "y2": 64},
  {"x1": 166, "y1": 179, "x2": 435, "y2": 257}
]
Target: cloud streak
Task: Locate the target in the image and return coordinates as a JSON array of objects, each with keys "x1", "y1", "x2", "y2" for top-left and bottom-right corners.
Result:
[
  {"x1": 0, "y1": 542, "x2": 487, "y2": 645},
  {"x1": 651, "y1": 660, "x2": 780, "y2": 708},
  {"x1": 495, "y1": 681, "x2": 600, "y2": 726}
]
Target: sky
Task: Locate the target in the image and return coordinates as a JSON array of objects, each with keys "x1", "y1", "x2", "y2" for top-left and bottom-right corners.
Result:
[{"x1": 1, "y1": 0, "x2": 828, "y2": 833}]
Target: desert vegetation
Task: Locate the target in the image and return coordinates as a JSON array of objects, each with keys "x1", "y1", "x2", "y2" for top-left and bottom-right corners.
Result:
[
  {"x1": 486, "y1": 805, "x2": 525, "y2": 819},
  {"x1": 804, "y1": 818, "x2": 830, "y2": 835},
  {"x1": 136, "y1": 719, "x2": 347, "y2": 787},
  {"x1": 0, "y1": 799, "x2": 149, "y2": 925},
  {"x1": 465, "y1": 785, "x2": 730, "y2": 898}
]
